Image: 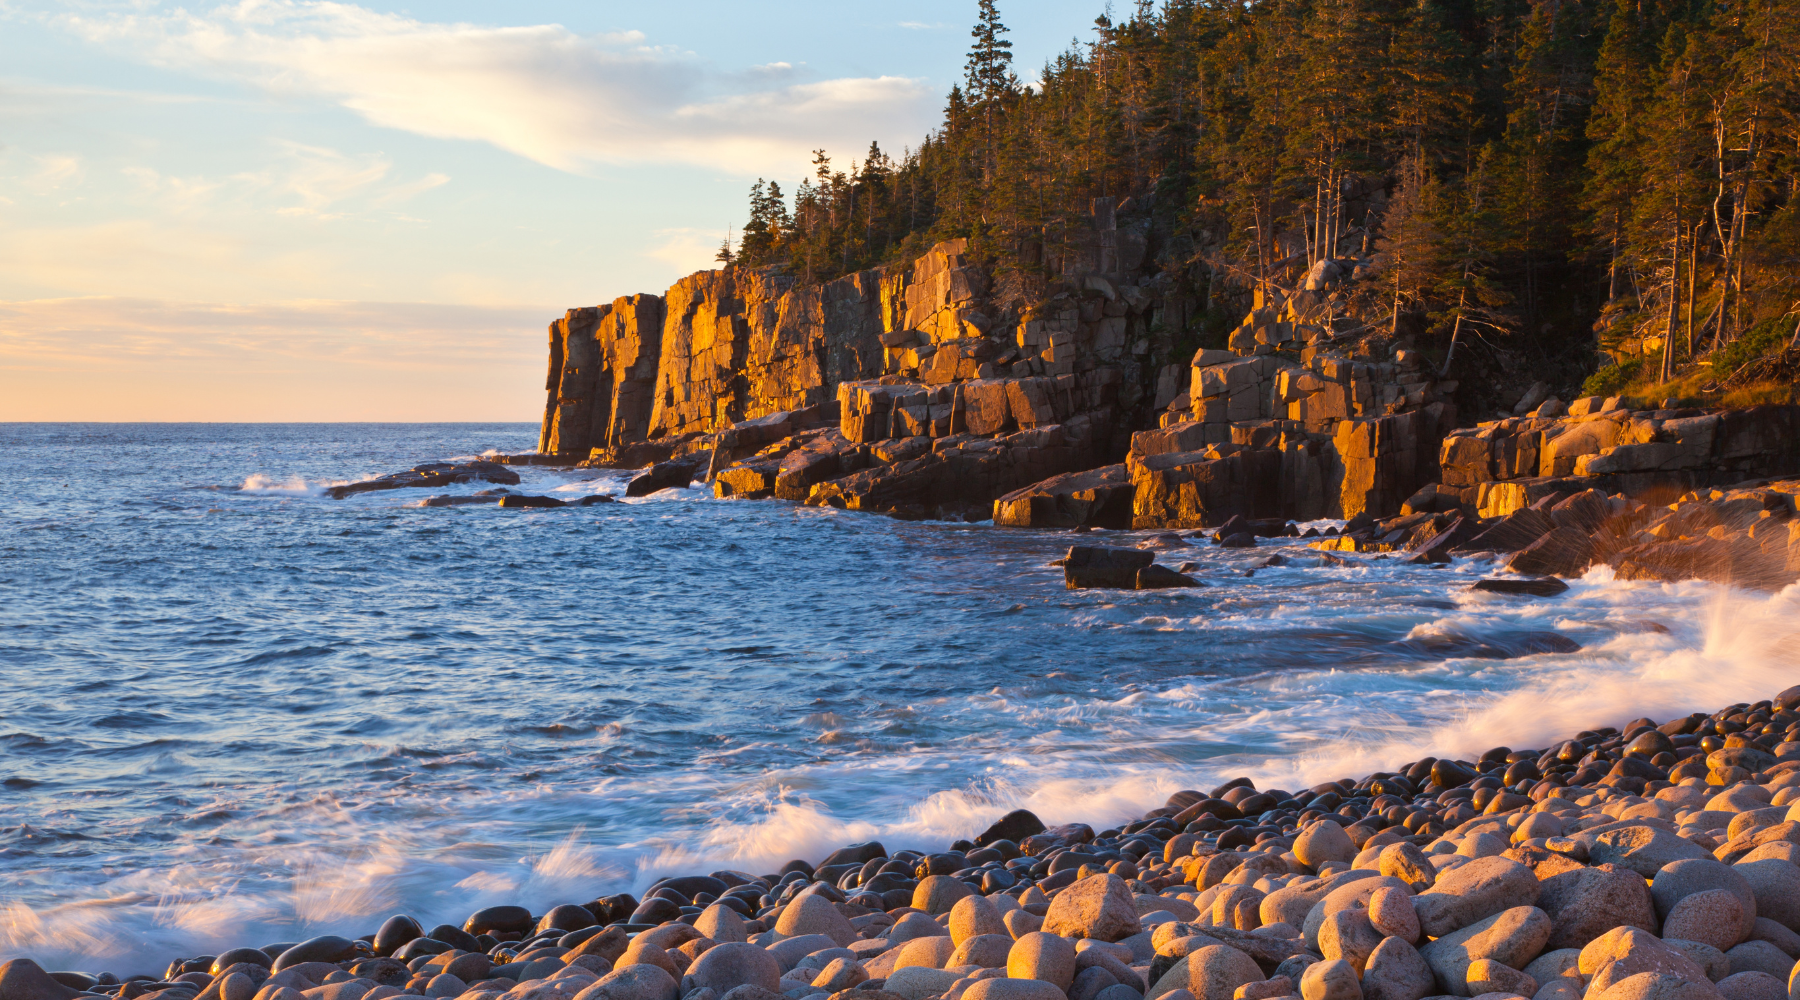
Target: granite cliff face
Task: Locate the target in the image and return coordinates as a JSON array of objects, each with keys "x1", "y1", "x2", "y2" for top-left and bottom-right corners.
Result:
[
  {"x1": 517, "y1": 220, "x2": 1800, "y2": 588},
  {"x1": 536, "y1": 207, "x2": 1459, "y2": 526}
]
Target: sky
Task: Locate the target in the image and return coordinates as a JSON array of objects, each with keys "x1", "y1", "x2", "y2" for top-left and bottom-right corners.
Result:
[{"x1": 0, "y1": 0, "x2": 1104, "y2": 421}]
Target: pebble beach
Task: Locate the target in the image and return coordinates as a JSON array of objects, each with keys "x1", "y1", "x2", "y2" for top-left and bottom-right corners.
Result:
[{"x1": 12, "y1": 687, "x2": 1800, "y2": 1000}]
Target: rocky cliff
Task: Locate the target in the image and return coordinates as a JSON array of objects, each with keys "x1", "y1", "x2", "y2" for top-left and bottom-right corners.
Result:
[{"x1": 536, "y1": 205, "x2": 1459, "y2": 526}]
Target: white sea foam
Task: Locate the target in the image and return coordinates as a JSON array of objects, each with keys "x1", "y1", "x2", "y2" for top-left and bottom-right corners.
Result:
[
  {"x1": 236, "y1": 473, "x2": 338, "y2": 497},
  {"x1": 4, "y1": 504, "x2": 1793, "y2": 976}
]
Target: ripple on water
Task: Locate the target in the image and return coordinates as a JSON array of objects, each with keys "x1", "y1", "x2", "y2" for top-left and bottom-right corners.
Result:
[{"x1": 2, "y1": 422, "x2": 1796, "y2": 973}]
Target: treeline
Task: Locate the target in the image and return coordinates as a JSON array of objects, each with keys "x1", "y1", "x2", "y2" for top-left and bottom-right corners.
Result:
[{"x1": 724, "y1": 0, "x2": 1799, "y2": 390}]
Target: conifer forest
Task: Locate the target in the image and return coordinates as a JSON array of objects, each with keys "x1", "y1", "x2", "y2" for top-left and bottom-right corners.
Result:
[{"x1": 725, "y1": 0, "x2": 1800, "y2": 408}]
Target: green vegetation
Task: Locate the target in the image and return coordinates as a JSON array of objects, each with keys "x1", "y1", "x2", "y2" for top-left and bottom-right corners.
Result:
[
  {"x1": 731, "y1": 0, "x2": 1800, "y2": 392},
  {"x1": 1581, "y1": 359, "x2": 1646, "y2": 400}
]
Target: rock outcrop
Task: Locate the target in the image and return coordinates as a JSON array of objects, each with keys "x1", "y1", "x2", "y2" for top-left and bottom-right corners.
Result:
[
  {"x1": 531, "y1": 231, "x2": 1788, "y2": 565},
  {"x1": 1435, "y1": 401, "x2": 1800, "y2": 519}
]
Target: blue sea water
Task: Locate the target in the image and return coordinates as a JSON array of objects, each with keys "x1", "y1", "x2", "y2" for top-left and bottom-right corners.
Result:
[{"x1": 1, "y1": 422, "x2": 1795, "y2": 972}]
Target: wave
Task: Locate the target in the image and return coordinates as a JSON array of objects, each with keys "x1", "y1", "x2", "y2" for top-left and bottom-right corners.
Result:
[{"x1": 236, "y1": 474, "x2": 342, "y2": 497}]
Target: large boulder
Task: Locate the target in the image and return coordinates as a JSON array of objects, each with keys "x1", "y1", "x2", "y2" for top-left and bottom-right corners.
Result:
[
  {"x1": 1414, "y1": 858, "x2": 1542, "y2": 938},
  {"x1": 0, "y1": 961, "x2": 80, "y2": 1000},
  {"x1": 951, "y1": 935, "x2": 1015, "y2": 969},
  {"x1": 962, "y1": 981, "x2": 1069, "y2": 1000},
  {"x1": 1304, "y1": 876, "x2": 1411, "y2": 951},
  {"x1": 1418, "y1": 907, "x2": 1553, "y2": 997},
  {"x1": 1537, "y1": 863, "x2": 1657, "y2": 949},
  {"x1": 951, "y1": 895, "x2": 1010, "y2": 944},
  {"x1": 1065, "y1": 546, "x2": 1155, "y2": 589},
  {"x1": 1299, "y1": 959, "x2": 1361, "y2": 1000},
  {"x1": 1592, "y1": 972, "x2": 1721, "y2": 1000},
  {"x1": 681, "y1": 943, "x2": 781, "y2": 997},
  {"x1": 1736, "y1": 860, "x2": 1800, "y2": 933},
  {"x1": 1296, "y1": 822, "x2": 1358, "y2": 870},
  {"x1": 914, "y1": 875, "x2": 975, "y2": 914},
  {"x1": 1148, "y1": 945, "x2": 1264, "y2": 1000},
  {"x1": 1044, "y1": 874, "x2": 1143, "y2": 942},
  {"x1": 1009, "y1": 932, "x2": 1077, "y2": 991},
  {"x1": 774, "y1": 894, "x2": 858, "y2": 947},
  {"x1": 1665, "y1": 890, "x2": 1753, "y2": 952},
  {"x1": 1362, "y1": 937, "x2": 1435, "y2": 1000},
  {"x1": 573, "y1": 965, "x2": 680, "y2": 1000},
  {"x1": 1589, "y1": 827, "x2": 1715, "y2": 878},
  {"x1": 1652, "y1": 860, "x2": 1758, "y2": 926}
]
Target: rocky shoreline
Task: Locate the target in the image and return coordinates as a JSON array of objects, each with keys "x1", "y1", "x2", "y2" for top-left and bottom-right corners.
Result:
[{"x1": 13, "y1": 687, "x2": 1800, "y2": 1000}]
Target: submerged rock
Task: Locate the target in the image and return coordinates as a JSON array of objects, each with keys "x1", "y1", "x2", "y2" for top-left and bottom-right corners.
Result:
[{"x1": 325, "y1": 461, "x2": 519, "y2": 499}]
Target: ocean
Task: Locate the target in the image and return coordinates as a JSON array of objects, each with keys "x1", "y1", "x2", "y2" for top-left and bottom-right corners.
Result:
[{"x1": 1, "y1": 422, "x2": 1795, "y2": 973}]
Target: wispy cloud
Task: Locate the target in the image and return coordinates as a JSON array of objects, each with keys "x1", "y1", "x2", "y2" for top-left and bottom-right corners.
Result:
[
  {"x1": 898, "y1": 22, "x2": 946, "y2": 30},
  {"x1": 50, "y1": 1, "x2": 935, "y2": 177},
  {"x1": 646, "y1": 228, "x2": 726, "y2": 278}
]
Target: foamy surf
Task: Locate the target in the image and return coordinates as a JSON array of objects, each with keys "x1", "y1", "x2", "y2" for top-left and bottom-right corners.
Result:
[
  {"x1": 5, "y1": 423, "x2": 1792, "y2": 976},
  {"x1": 235, "y1": 473, "x2": 346, "y2": 497}
]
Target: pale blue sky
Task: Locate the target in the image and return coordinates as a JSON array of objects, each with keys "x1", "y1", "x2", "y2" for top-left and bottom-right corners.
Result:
[{"x1": 0, "y1": 0, "x2": 1102, "y2": 420}]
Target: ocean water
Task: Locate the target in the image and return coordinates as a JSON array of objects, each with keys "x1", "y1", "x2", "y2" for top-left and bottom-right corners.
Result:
[{"x1": 2, "y1": 422, "x2": 1797, "y2": 973}]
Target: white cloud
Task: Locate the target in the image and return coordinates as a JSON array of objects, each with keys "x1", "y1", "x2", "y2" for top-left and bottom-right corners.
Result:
[
  {"x1": 27, "y1": 154, "x2": 84, "y2": 193},
  {"x1": 646, "y1": 227, "x2": 727, "y2": 277},
  {"x1": 898, "y1": 22, "x2": 946, "y2": 30},
  {"x1": 52, "y1": 1, "x2": 936, "y2": 178}
]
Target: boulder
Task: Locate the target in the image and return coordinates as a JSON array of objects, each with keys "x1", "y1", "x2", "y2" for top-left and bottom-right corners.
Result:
[
  {"x1": 884, "y1": 967, "x2": 960, "y2": 1000},
  {"x1": 695, "y1": 904, "x2": 748, "y2": 944},
  {"x1": 1722, "y1": 941, "x2": 1793, "y2": 981},
  {"x1": 1369, "y1": 885, "x2": 1422, "y2": 943},
  {"x1": 1149, "y1": 946, "x2": 1264, "y2": 1000},
  {"x1": 572, "y1": 966, "x2": 680, "y2": 1000},
  {"x1": 1664, "y1": 890, "x2": 1751, "y2": 952},
  {"x1": 1380, "y1": 843, "x2": 1439, "y2": 892},
  {"x1": 994, "y1": 466, "x2": 1135, "y2": 529},
  {"x1": 893, "y1": 936, "x2": 957, "y2": 970},
  {"x1": 915, "y1": 875, "x2": 976, "y2": 915},
  {"x1": 1521, "y1": 951, "x2": 1581, "y2": 986},
  {"x1": 1044, "y1": 875, "x2": 1143, "y2": 943},
  {"x1": 1319, "y1": 908, "x2": 1385, "y2": 974},
  {"x1": 1653, "y1": 860, "x2": 1759, "y2": 925},
  {"x1": 1576, "y1": 928, "x2": 1709, "y2": 984},
  {"x1": 950, "y1": 935, "x2": 1015, "y2": 970},
  {"x1": 1590, "y1": 827, "x2": 1715, "y2": 877},
  {"x1": 1465, "y1": 961, "x2": 1536, "y2": 998},
  {"x1": 810, "y1": 959, "x2": 868, "y2": 994},
  {"x1": 1505, "y1": 528, "x2": 1596, "y2": 577},
  {"x1": 775, "y1": 894, "x2": 858, "y2": 947},
  {"x1": 1414, "y1": 858, "x2": 1542, "y2": 938},
  {"x1": 1009, "y1": 933, "x2": 1078, "y2": 991},
  {"x1": 1715, "y1": 973, "x2": 1784, "y2": 1000},
  {"x1": 1537, "y1": 863, "x2": 1657, "y2": 949},
  {"x1": 626, "y1": 461, "x2": 694, "y2": 497},
  {"x1": 952, "y1": 896, "x2": 1010, "y2": 944},
  {"x1": 978, "y1": 811, "x2": 1047, "y2": 847},
  {"x1": 1299, "y1": 959, "x2": 1361, "y2": 1000},
  {"x1": 1362, "y1": 937, "x2": 1436, "y2": 1000},
  {"x1": 274, "y1": 937, "x2": 364, "y2": 971},
  {"x1": 681, "y1": 943, "x2": 781, "y2": 997},
  {"x1": 1076, "y1": 946, "x2": 1146, "y2": 993},
  {"x1": 1303, "y1": 876, "x2": 1411, "y2": 951},
  {"x1": 0, "y1": 962, "x2": 81, "y2": 1000},
  {"x1": 1471, "y1": 579, "x2": 1569, "y2": 597},
  {"x1": 1066, "y1": 547, "x2": 1156, "y2": 589},
  {"x1": 1296, "y1": 822, "x2": 1358, "y2": 870},
  {"x1": 1736, "y1": 860, "x2": 1800, "y2": 933},
  {"x1": 1592, "y1": 973, "x2": 1720, "y2": 1000},
  {"x1": 1419, "y1": 907, "x2": 1554, "y2": 997},
  {"x1": 962, "y1": 981, "x2": 1070, "y2": 1000}
]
